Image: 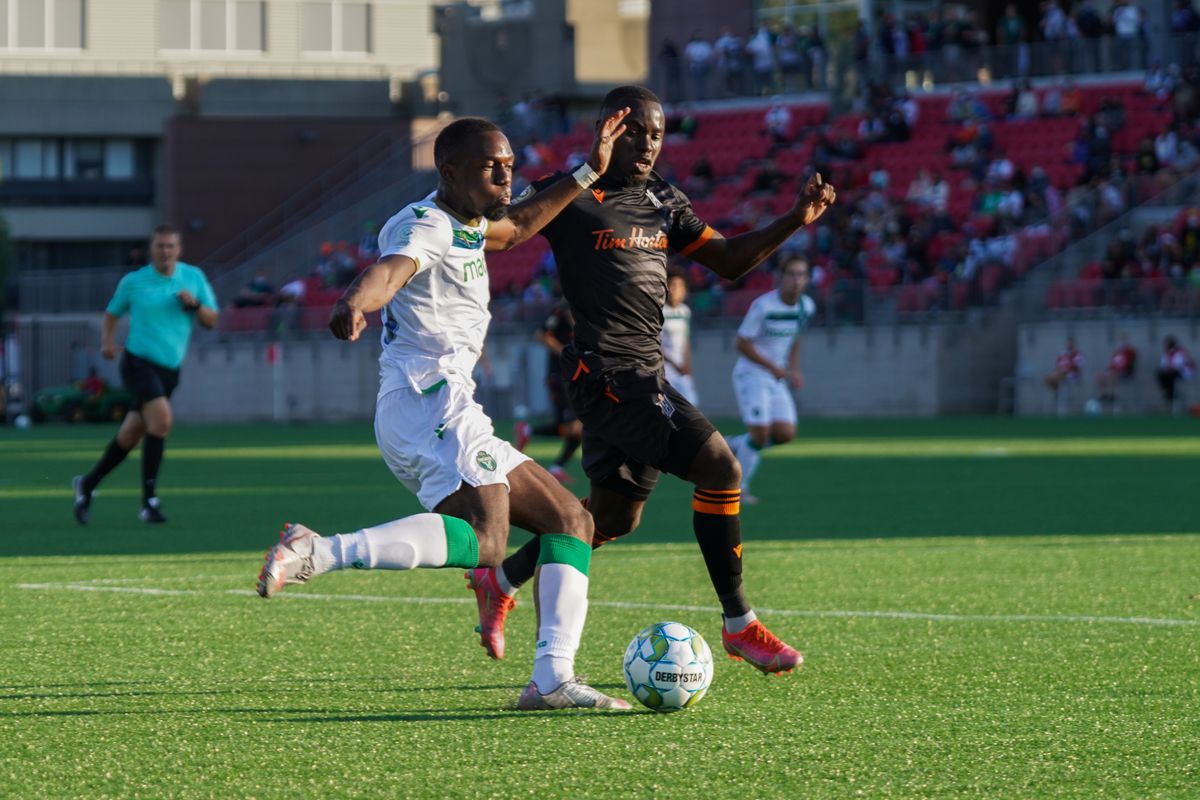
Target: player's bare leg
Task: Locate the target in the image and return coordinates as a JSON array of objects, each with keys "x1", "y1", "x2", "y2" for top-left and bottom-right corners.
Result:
[{"x1": 687, "y1": 433, "x2": 802, "y2": 675}]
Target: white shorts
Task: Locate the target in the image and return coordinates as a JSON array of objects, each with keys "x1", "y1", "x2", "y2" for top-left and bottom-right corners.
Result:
[
  {"x1": 665, "y1": 365, "x2": 700, "y2": 407},
  {"x1": 375, "y1": 380, "x2": 530, "y2": 511},
  {"x1": 732, "y1": 367, "x2": 797, "y2": 427}
]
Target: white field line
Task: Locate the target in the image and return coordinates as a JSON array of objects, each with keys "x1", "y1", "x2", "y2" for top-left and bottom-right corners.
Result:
[{"x1": 13, "y1": 582, "x2": 1198, "y2": 628}]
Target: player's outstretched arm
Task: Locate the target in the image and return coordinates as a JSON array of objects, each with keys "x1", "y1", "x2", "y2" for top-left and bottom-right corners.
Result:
[
  {"x1": 485, "y1": 107, "x2": 629, "y2": 252},
  {"x1": 329, "y1": 254, "x2": 419, "y2": 341},
  {"x1": 689, "y1": 173, "x2": 836, "y2": 280}
]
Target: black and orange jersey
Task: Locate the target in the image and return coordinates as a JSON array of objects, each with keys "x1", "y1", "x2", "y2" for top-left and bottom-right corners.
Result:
[{"x1": 524, "y1": 171, "x2": 714, "y2": 372}]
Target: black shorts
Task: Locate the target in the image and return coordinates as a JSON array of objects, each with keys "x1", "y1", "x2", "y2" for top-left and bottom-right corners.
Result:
[
  {"x1": 120, "y1": 351, "x2": 180, "y2": 411},
  {"x1": 547, "y1": 375, "x2": 577, "y2": 425},
  {"x1": 562, "y1": 348, "x2": 716, "y2": 502}
]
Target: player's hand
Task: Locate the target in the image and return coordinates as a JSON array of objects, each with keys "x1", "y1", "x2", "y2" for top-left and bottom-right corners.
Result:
[
  {"x1": 587, "y1": 107, "x2": 630, "y2": 176},
  {"x1": 771, "y1": 364, "x2": 788, "y2": 382},
  {"x1": 329, "y1": 299, "x2": 367, "y2": 342},
  {"x1": 101, "y1": 340, "x2": 119, "y2": 360},
  {"x1": 176, "y1": 290, "x2": 200, "y2": 311},
  {"x1": 788, "y1": 370, "x2": 804, "y2": 390},
  {"x1": 792, "y1": 172, "x2": 836, "y2": 226}
]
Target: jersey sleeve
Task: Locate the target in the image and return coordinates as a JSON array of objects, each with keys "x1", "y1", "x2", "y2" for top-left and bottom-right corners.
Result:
[
  {"x1": 105, "y1": 274, "x2": 133, "y2": 317},
  {"x1": 378, "y1": 209, "x2": 449, "y2": 272},
  {"x1": 514, "y1": 172, "x2": 568, "y2": 240},
  {"x1": 736, "y1": 297, "x2": 767, "y2": 339},
  {"x1": 800, "y1": 295, "x2": 817, "y2": 321},
  {"x1": 665, "y1": 185, "x2": 716, "y2": 257}
]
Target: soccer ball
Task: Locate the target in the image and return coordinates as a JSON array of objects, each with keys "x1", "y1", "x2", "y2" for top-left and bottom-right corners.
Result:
[{"x1": 622, "y1": 621, "x2": 713, "y2": 712}]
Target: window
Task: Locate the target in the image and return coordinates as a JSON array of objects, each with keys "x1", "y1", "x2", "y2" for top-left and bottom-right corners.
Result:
[
  {"x1": 159, "y1": 0, "x2": 264, "y2": 52},
  {"x1": 301, "y1": 1, "x2": 371, "y2": 54},
  {"x1": 0, "y1": 0, "x2": 84, "y2": 49}
]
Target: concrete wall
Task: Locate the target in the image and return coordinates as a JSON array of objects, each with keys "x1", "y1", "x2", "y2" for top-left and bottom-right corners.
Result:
[
  {"x1": 1014, "y1": 319, "x2": 1200, "y2": 415},
  {"x1": 163, "y1": 319, "x2": 1016, "y2": 422}
]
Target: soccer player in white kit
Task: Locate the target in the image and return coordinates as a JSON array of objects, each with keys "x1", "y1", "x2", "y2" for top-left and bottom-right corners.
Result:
[
  {"x1": 727, "y1": 258, "x2": 814, "y2": 505},
  {"x1": 661, "y1": 269, "x2": 699, "y2": 406},
  {"x1": 256, "y1": 110, "x2": 635, "y2": 711}
]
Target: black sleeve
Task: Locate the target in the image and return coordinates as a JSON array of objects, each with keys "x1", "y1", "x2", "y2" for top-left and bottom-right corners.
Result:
[
  {"x1": 663, "y1": 184, "x2": 714, "y2": 256},
  {"x1": 517, "y1": 171, "x2": 569, "y2": 240}
]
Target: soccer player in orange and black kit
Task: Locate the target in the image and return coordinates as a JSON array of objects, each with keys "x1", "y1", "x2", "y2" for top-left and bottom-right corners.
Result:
[{"x1": 465, "y1": 85, "x2": 836, "y2": 674}]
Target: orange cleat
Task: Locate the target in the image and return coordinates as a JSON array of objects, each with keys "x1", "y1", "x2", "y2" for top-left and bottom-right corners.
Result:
[
  {"x1": 721, "y1": 619, "x2": 803, "y2": 674},
  {"x1": 465, "y1": 567, "x2": 516, "y2": 659}
]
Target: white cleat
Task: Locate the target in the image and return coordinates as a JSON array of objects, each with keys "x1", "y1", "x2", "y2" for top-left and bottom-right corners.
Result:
[
  {"x1": 256, "y1": 523, "x2": 322, "y2": 598},
  {"x1": 516, "y1": 677, "x2": 632, "y2": 711}
]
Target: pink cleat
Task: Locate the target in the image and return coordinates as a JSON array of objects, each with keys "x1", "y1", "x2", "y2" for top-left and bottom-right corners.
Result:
[
  {"x1": 465, "y1": 567, "x2": 516, "y2": 659},
  {"x1": 721, "y1": 619, "x2": 803, "y2": 674}
]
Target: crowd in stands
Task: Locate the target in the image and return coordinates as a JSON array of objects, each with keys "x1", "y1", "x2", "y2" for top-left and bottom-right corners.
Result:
[
  {"x1": 651, "y1": 2, "x2": 1200, "y2": 104},
  {"x1": 219, "y1": 64, "x2": 1200, "y2": 334}
]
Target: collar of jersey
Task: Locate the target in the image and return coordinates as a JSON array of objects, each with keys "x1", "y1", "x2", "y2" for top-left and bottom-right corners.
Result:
[
  {"x1": 433, "y1": 196, "x2": 484, "y2": 228},
  {"x1": 595, "y1": 170, "x2": 663, "y2": 191}
]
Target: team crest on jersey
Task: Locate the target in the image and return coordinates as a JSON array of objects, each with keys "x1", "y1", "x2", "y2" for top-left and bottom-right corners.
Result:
[
  {"x1": 413, "y1": 206, "x2": 430, "y2": 218},
  {"x1": 452, "y1": 229, "x2": 485, "y2": 250},
  {"x1": 476, "y1": 450, "x2": 497, "y2": 471},
  {"x1": 394, "y1": 226, "x2": 414, "y2": 247}
]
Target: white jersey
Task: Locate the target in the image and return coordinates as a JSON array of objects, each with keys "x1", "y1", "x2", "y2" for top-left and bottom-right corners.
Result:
[
  {"x1": 376, "y1": 192, "x2": 491, "y2": 396},
  {"x1": 661, "y1": 302, "x2": 692, "y2": 369},
  {"x1": 733, "y1": 289, "x2": 815, "y2": 378}
]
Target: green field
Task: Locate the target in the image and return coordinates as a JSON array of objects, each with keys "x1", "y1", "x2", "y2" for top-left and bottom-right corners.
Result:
[{"x1": 2, "y1": 417, "x2": 1198, "y2": 798}]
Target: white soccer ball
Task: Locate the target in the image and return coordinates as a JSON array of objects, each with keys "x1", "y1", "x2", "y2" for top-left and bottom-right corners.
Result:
[
  {"x1": 13, "y1": 414, "x2": 30, "y2": 430},
  {"x1": 1084, "y1": 398, "x2": 1101, "y2": 416},
  {"x1": 622, "y1": 621, "x2": 713, "y2": 712},
  {"x1": 512, "y1": 403, "x2": 529, "y2": 421}
]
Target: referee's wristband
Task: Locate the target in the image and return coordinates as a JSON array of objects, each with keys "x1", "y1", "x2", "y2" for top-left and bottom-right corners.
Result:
[{"x1": 572, "y1": 162, "x2": 600, "y2": 189}]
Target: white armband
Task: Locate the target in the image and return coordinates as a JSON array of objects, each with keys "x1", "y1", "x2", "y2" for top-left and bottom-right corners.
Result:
[{"x1": 572, "y1": 163, "x2": 600, "y2": 189}]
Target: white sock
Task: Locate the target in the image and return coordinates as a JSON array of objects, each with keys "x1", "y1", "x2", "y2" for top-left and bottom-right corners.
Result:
[
  {"x1": 531, "y1": 562, "x2": 589, "y2": 693},
  {"x1": 739, "y1": 441, "x2": 763, "y2": 493},
  {"x1": 727, "y1": 433, "x2": 746, "y2": 458},
  {"x1": 724, "y1": 609, "x2": 758, "y2": 634},
  {"x1": 495, "y1": 565, "x2": 518, "y2": 596},
  {"x1": 330, "y1": 513, "x2": 451, "y2": 570}
]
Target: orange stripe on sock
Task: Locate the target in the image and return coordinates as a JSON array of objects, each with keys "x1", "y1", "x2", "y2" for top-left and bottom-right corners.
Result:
[{"x1": 692, "y1": 498, "x2": 741, "y2": 515}]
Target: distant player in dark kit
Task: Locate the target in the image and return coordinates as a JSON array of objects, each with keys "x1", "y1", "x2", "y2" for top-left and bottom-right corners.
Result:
[
  {"x1": 465, "y1": 85, "x2": 836, "y2": 674},
  {"x1": 73, "y1": 224, "x2": 219, "y2": 524},
  {"x1": 514, "y1": 298, "x2": 583, "y2": 483}
]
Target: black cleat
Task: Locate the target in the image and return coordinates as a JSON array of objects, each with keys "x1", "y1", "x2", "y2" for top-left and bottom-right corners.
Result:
[
  {"x1": 138, "y1": 498, "x2": 167, "y2": 524},
  {"x1": 72, "y1": 475, "x2": 92, "y2": 525}
]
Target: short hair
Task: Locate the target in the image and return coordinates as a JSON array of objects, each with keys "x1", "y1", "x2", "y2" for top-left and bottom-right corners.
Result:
[
  {"x1": 151, "y1": 223, "x2": 180, "y2": 239},
  {"x1": 781, "y1": 256, "x2": 809, "y2": 273},
  {"x1": 600, "y1": 85, "x2": 661, "y2": 117},
  {"x1": 667, "y1": 267, "x2": 687, "y2": 283},
  {"x1": 434, "y1": 117, "x2": 502, "y2": 168}
]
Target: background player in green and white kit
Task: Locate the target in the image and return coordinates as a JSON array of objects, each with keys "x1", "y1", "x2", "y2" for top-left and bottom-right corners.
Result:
[
  {"x1": 256, "y1": 111, "x2": 636, "y2": 711},
  {"x1": 726, "y1": 258, "x2": 815, "y2": 505},
  {"x1": 73, "y1": 224, "x2": 218, "y2": 524},
  {"x1": 661, "y1": 269, "x2": 698, "y2": 406}
]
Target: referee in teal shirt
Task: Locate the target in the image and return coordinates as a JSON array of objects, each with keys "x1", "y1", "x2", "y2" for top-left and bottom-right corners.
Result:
[{"x1": 73, "y1": 224, "x2": 219, "y2": 524}]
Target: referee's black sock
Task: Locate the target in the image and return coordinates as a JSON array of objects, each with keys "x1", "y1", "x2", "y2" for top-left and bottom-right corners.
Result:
[
  {"x1": 142, "y1": 434, "x2": 165, "y2": 504},
  {"x1": 553, "y1": 433, "x2": 582, "y2": 468},
  {"x1": 692, "y1": 488, "x2": 750, "y2": 620},
  {"x1": 83, "y1": 438, "x2": 132, "y2": 494}
]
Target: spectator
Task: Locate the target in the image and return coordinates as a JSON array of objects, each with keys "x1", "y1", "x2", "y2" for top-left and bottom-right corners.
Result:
[
  {"x1": 1045, "y1": 337, "x2": 1084, "y2": 412},
  {"x1": 715, "y1": 27, "x2": 745, "y2": 96},
  {"x1": 685, "y1": 153, "x2": 714, "y2": 197},
  {"x1": 234, "y1": 271, "x2": 276, "y2": 308},
  {"x1": 80, "y1": 367, "x2": 106, "y2": 400},
  {"x1": 776, "y1": 24, "x2": 804, "y2": 92},
  {"x1": 657, "y1": 39, "x2": 683, "y2": 102},
  {"x1": 1060, "y1": 79, "x2": 1082, "y2": 116},
  {"x1": 1157, "y1": 335, "x2": 1196, "y2": 412},
  {"x1": 684, "y1": 32, "x2": 714, "y2": 101},
  {"x1": 1110, "y1": 1, "x2": 1144, "y2": 71},
  {"x1": 764, "y1": 99, "x2": 792, "y2": 145},
  {"x1": 746, "y1": 25, "x2": 776, "y2": 96},
  {"x1": 1096, "y1": 332, "x2": 1138, "y2": 411},
  {"x1": 358, "y1": 221, "x2": 379, "y2": 262},
  {"x1": 1042, "y1": 82, "x2": 1063, "y2": 117},
  {"x1": 1010, "y1": 81, "x2": 1039, "y2": 120}
]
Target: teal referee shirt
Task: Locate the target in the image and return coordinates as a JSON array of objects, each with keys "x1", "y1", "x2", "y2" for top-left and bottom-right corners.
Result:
[{"x1": 106, "y1": 263, "x2": 217, "y2": 370}]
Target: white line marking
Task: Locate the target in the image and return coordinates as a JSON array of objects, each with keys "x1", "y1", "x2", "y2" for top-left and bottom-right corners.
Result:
[
  {"x1": 15, "y1": 583, "x2": 197, "y2": 597},
  {"x1": 16, "y1": 584, "x2": 1198, "y2": 628}
]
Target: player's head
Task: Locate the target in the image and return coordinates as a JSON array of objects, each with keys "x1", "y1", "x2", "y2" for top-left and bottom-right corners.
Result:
[
  {"x1": 149, "y1": 223, "x2": 182, "y2": 272},
  {"x1": 598, "y1": 85, "x2": 664, "y2": 184},
  {"x1": 667, "y1": 269, "x2": 688, "y2": 306},
  {"x1": 434, "y1": 118, "x2": 514, "y2": 221},
  {"x1": 778, "y1": 257, "x2": 810, "y2": 303}
]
